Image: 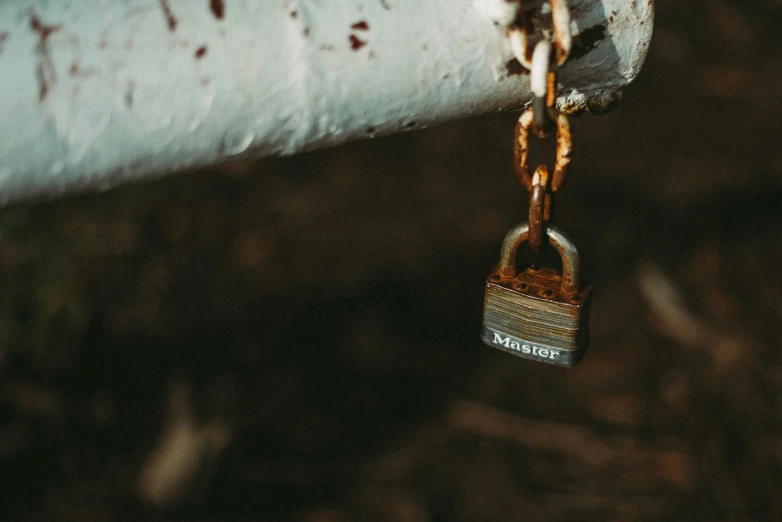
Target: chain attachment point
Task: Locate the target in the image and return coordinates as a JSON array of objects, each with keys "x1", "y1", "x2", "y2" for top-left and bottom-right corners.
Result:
[{"x1": 508, "y1": 0, "x2": 572, "y2": 70}]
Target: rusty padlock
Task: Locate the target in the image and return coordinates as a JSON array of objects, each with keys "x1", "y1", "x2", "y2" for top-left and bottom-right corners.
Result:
[{"x1": 481, "y1": 221, "x2": 591, "y2": 366}]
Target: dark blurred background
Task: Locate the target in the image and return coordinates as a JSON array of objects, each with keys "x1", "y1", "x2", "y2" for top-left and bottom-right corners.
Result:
[{"x1": 1, "y1": 0, "x2": 781, "y2": 520}]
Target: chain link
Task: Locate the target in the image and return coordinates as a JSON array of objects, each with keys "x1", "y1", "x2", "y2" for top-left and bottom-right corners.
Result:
[
  {"x1": 508, "y1": 0, "x2": 572, "y2": 69},
  {"x1": 508, "y1": 0, "x2": 573, "y2": 253},
  {"x1": 528, "y1": 166, "x2": 549, "y2": 254},
  {"x1": 513, "y1": 107, "x2": 572, "y2": 192}
]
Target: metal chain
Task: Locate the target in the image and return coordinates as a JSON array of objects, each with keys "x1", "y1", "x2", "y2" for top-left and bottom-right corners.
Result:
[
  {"x1": 508, "y1": 0, "x2": 572, "y2": 69},
  {"x1": 528, "y1": 165, "x2": 550, "y2": 255},
  {"x1": 508, "y1": 0, "x2": 573, "y2": 254}
]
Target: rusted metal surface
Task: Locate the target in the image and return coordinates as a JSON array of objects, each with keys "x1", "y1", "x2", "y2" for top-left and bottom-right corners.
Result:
[
  {"x1": 513, "y1": 108, "x2": 572, "y2": 192},
  {"x1": 497, "y1": 1, "x2": 585, "y2": 361},
  {"x1": 508, "y1": 0, "x2": 572, "y2": 69},
  {"x1": 549, "y1": 0, "x2": 573, "y2": 65},
  {"x1": 483, "y1": 221, "x2": 591, "y2": 366},
  {"x1": 508, "y1": 0, "x2": 573, "y2": 69},
  {"x1": 527, "y1": 166, "x2": 549, "y2": 254},
  {"x1": 514, "y1": 109, "x2": 535, "y2": 190},
  {"x1": 515, "y1": 0, "x2": 578, "y2": 256},
  {"x1": 497, "y1": 221, "x2": 582, "y2": 294},
  {"x1": 550, "y1": 110, "x2": 573, "y2": 191}
]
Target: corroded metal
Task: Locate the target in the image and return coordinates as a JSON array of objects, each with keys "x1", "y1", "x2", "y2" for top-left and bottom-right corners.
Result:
[
  {"x1": 483, "y1": 221, "x2": 592, "y2": 366},
  {"x1": 507, "y1": 0, "x2": 571, "y2": 69},
  {"x1": 497, "y1": 221, "x2": 581, "y2": 294},
  {"x1": 549, "y1": 0, "x2": 573, "y2": 65},
  {"x1": 514, "y1": 108, "x2": 572, "y2": 192},
  {"x1": 528, "y1": 165, "x2": 549, "y2": 254}
]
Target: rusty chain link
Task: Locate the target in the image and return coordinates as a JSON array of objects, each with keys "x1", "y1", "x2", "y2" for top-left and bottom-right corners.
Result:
[
  {"x1": 528, "y1": 166, "x2": 549, "y2": 254},
  {"x1": 508, "y1": 0, "x2": 572, "y2": 69},
  {"x1": 508, "y1": 0, "x2": 573, "y2": 253},
  {"x1": 513, "y1": 107, "x2": 572, "y2": 193}
]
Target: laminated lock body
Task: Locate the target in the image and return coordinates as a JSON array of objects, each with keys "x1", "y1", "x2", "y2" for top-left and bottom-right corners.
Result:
[{"x1": 482, "y1": 265, "x2": 592, "y2": 367}]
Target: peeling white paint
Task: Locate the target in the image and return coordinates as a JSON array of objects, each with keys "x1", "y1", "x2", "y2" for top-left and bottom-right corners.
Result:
[
  {"x1": 474, "y1": 0, "x2": 520, "y2": 27},
  {"x1": 0, "y1": 0, "x2": 653, "y2": 207}
]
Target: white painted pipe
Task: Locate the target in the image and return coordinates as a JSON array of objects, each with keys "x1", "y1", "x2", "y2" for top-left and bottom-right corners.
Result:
[{"x1": 0, "y1": 0, "x2": 653, "y2": 207}]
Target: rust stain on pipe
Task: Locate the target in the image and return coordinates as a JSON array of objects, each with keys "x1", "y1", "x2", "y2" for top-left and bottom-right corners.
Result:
[
  {"x1": 210, "y1": 0, "x2": 225, "y2": 20},
  {"x1": 159, "y1": 0, "x2": 178, "y2": 32},
  {"x1": 349, "y1": 34, "x2": 367, "y2": 50},
  {"x1": 29, "y1": 10, "x2": 61, "y2": 102}
]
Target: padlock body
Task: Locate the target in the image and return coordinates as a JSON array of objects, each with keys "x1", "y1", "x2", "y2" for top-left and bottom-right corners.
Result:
[{"x1": 482, "y1": 265, "x2": 591, "y2": 367}]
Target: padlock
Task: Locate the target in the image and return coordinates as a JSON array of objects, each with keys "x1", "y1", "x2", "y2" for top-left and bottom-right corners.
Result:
[{"x1": 481, "y1": 221, "x2": 591, "y2": 366}]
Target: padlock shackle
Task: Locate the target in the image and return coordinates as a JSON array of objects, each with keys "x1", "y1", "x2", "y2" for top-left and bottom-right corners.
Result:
[{"x1": 498, "y1": 222, "x2": 581, "y2": 295}]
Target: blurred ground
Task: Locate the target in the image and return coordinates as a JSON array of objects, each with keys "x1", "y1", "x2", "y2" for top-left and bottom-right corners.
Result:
[{"x1": 1, "y1": 0, "x2": 782, "y2": 520}]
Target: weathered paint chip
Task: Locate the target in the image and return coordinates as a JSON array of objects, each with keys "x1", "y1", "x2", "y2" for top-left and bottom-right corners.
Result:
[
  {"x1": 349, "y1": 34, "x2": 367, "y2": 50},
  {"x1": 210, "y1": 0, "x2": 225, "y2": 20},
  {"x1": 159, "y1": 0, "x2": 178, "y2": 31},
  {"x1": 29, "y1": 10, "x2": 61, "y2": 102}
]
